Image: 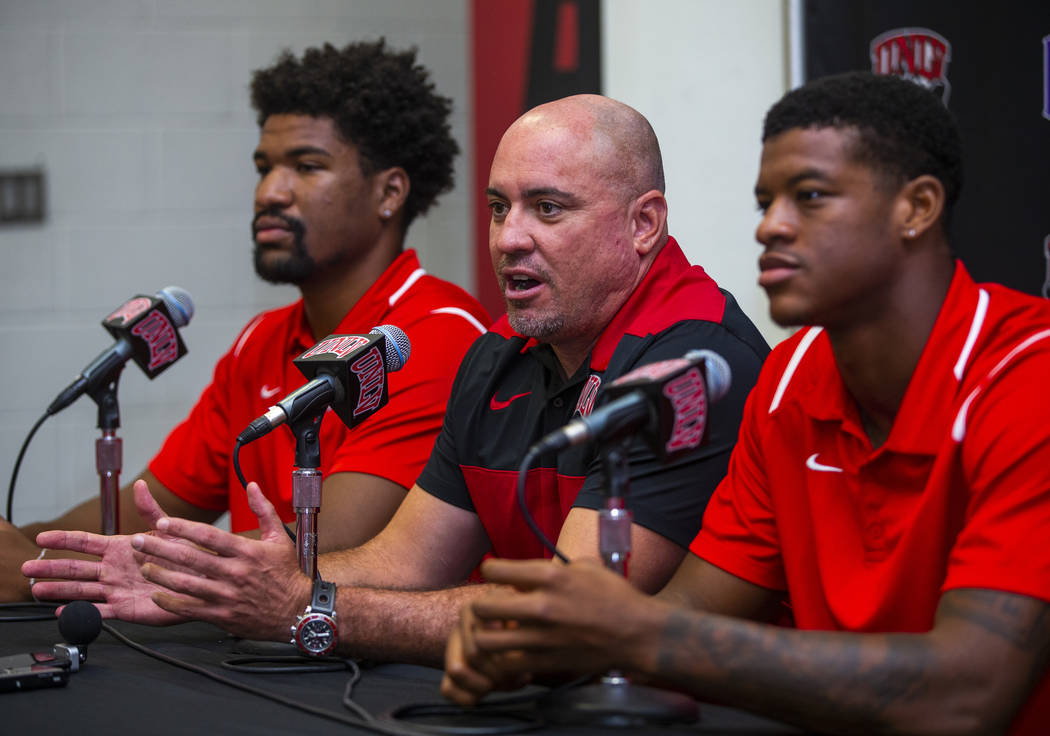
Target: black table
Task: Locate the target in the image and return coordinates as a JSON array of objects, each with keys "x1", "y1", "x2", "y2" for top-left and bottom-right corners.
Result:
[{"x1": 2, "y1": 612, "x2": 803, "y2": 735}]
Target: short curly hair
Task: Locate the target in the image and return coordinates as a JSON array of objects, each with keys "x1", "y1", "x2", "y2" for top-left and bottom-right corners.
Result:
[
  {"x1": 763, "y1": 71, "x2": 963, "y2": 227},
  {"x1": 250, "y1": 39, "x2": 458, "y2": 228}
]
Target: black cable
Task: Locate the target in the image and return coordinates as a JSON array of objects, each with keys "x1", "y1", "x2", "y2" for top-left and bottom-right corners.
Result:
[
  {"x1": 0, "y1": 601, "x2": 58, "y2": 623},
  {"x1": 383, "y1": 677, "x2": 591, "y2": 735},
  {"x1": 342, "y1": 659, "x2": 374, "y2": 723},
  {"x1": 100, "y1": 621, "x2": 427, "y2": 736},
  {"x1": 221, "y1": 654, "x2": 350, "y2": 675},
  {"x1": 233, "y1": 437, "x2": 298, "y2": 546},
  {"x1": 233, "y1": 438, "x2": 249, "y2": 491},
  {"x1": 385, "y1": 703, "x2": 543, "y2": 735},
  {"x1": 515, "y1": 446, "x2": 569, "y2": 564},
  {"x1": 6, "y1": 412, "x2": 50, "y2": 523},
  {"x1": 98, "y1": 619, "x2": 549, "y2": 735}
]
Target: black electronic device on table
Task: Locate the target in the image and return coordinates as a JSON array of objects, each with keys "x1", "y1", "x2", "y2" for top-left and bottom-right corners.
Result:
[
  {"x1": 0, "y1": 650, "x2": 70, "y2": 692},
  {"x1": 0, "y1": 601, "x2": 101, "y2": 693}
]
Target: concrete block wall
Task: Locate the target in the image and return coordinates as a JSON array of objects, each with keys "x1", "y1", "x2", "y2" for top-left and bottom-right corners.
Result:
[
  {"x1": 0, "y1": 0, "x2": 790, "y2": 526},
  {"x1": 0, "y1": 0, "x2": 472, "y2": 525}
]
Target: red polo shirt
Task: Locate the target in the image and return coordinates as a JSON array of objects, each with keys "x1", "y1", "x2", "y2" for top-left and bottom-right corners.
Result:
[
  {"x1": 691, "y1": 261, "x2": 1050, "y2": 732},
  {"x1": 149, "y1": 250, "x2": 490, "y2": 531}
]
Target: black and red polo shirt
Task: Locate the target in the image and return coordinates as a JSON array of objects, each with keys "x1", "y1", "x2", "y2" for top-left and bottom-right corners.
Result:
[{"x1": 417, "y1": 237, "x2": 768, "y2": 558}]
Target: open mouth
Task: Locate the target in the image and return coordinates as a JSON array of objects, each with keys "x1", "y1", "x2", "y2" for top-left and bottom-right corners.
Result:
[{"x1": 508, "y1": 274, "x2": 541, "y2": 292}]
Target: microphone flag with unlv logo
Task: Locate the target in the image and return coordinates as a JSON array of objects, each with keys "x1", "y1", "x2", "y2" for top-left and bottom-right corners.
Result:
[{"x1": 292, "y1": 325, "x2": 411, "y2": 431}]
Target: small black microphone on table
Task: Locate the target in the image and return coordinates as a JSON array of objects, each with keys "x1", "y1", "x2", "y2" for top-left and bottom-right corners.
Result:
[{"x1": 56, "y1": 600, "x2": 103, "y2": 672}]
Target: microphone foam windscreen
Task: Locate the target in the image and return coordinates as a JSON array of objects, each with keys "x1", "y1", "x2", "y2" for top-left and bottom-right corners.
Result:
[{"x1": 58, "y1": 600, "x2": 103, "y2": 646}]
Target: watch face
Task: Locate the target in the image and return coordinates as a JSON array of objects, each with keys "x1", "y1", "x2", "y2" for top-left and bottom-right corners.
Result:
[{"x1": 295, "y1": 613, "x2": 337, "y2": 656}]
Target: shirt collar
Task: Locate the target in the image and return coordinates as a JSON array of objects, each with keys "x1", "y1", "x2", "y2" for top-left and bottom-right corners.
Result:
[
  {"x1": 588, "y1": 236, "x2": 701, "y2": 371},
  {"x1": 488, "y1": 237, "x2": 720, "y2": 373},
  {"x1": 289, "y1": 249, "x2": 424, "y2": 353},
  {"x1": 884, "y1": 260, "x2": 984, "y2": 454},
  {"x1": 795, "y1": 261, "x2": 985, "y2": 455}
]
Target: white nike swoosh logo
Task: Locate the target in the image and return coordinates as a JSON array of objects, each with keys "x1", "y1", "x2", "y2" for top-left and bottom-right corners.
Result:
[
  {"x1": 806, "y1": 453, "x2": 843, "y2": 473},
  {"x1": 260, "y1": 385, "x2": 281, "y2": 399}
]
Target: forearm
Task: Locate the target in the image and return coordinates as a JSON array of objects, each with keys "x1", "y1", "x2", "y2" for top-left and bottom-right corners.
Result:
[
  {"x1": 20, "y1": 495, "x2": 109, "y2": 538},
  {"x1": 22, "y1": 470, "x2": 220, "y2": 540},
  {"x1": 336, "y1": 583, "x2": 495, "y2": 666},
  {"x1": 634, "y1": 604, "x2": 1015, "y2": 735}
]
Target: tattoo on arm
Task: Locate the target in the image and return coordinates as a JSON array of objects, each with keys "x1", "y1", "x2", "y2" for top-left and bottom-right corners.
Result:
[
  {"x1": 652, "y1": 590, "x2": 1050, "y2": 733},
  {"x1": 938, "y1": 588, "x2": 1050, "y2": 695},
  {"x1": 938, "y1": 588, "x2": 1050, "y2": 649}
]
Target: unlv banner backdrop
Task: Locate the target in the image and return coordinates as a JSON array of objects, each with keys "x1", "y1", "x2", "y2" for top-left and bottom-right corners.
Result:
[
  {"x1": 804, "y1": 1, "x2": 1050, "y2": 297},
  {"x1": 471, "y1": 0, "x2": 601, "y2": 318}
]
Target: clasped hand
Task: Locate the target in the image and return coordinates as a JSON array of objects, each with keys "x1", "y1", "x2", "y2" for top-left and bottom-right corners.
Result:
[{"x1": 441, "y1": 558, "x2": 663, "y2": 705}]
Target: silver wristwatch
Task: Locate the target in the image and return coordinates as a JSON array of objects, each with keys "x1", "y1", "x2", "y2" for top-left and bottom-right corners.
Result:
[{"x1": 290, "y1": 579, "x2": 338, "y2": 656}]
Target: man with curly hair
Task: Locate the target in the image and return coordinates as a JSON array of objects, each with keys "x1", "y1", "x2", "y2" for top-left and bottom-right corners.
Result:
[
  {"x1": 3, "y1": 40, "x2": 489, "y2": 601},
  {"x1": 441, "y1": 72, "x2": 1050, "y2": 734}
]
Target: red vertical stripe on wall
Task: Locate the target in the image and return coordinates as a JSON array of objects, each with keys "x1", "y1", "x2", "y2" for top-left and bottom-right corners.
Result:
[
  {"x1": 553, "y1": 1, "x2": 579, "y2": 71},
  {"x1": 470, "y1": 0, "x2": 534, "y2": 320}
]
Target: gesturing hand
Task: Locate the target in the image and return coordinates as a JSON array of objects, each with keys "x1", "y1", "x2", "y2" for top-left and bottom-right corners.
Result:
[
  {"x1": 23, "y1": 479, "x2": 190, "y2": 625},
  {"x1": 131, "y1": 482, "x2": 311, "y2": 641}
]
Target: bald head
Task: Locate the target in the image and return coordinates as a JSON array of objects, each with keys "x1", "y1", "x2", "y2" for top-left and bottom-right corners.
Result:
[
  {"x1": 504, "y1": 94, "x2": 665, "y2": 201},
  {"x1": 486, "y1": 94, "x2": 670, "y2": 373}
]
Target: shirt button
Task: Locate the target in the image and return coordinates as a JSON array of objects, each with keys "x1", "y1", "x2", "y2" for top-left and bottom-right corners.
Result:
[{"x1": 552, "y1": 397, "x2": 565, "y2": 408}]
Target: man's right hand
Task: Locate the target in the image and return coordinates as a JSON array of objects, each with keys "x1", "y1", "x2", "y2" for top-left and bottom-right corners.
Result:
[{"x1": 21, "y1": 479, "x2": 190, "y2": 625}]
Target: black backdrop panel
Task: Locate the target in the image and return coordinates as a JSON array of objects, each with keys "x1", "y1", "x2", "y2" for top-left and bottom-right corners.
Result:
[{"x1": 804, "y1": 1, "x2": 1050, "y2": 297}]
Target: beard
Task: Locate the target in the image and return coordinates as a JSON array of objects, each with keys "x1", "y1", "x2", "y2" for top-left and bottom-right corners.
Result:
[
  {"x1": 251, "y1": 210, "x2": 315, "y2": 285},
  {"x1": 506, "y1": 309, "x2": 565, "y2": 340},
  {"x1": 496, "y1": 256, "x2": 567, "y2": 339}
]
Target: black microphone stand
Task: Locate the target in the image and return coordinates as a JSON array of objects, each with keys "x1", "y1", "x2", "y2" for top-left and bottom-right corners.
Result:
[
  {"x1": 288, "y1": 411, "x2": 325, "y2": 580},
  {"x1": 87, "y1": 366, "x2": 124, "y2": 535},
  {"x1": 540, "y1": 442, "x2": 699, "y2": 727}
]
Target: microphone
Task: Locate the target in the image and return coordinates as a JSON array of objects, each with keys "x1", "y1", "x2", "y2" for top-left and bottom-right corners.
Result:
[
  {"x1": 47, "y1": 286, "x2": 194, "y2": 416},
  {"x1": 530, "y1": 349, "x2": 732, "y2": 462},
  {"x1": 237, "y1": 324, "x2": 411, "y2": 444},
  {"x1": 54, "y1": 601, "x2": 103, "y2": 673},
  {"x1": 0, "y1": 601, "x2": 103, "y2": 688}
]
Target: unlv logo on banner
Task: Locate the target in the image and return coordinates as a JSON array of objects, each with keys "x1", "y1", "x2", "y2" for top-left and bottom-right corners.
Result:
[{"x1": 870, "y1": 28, "x2": 952, "y2": 103}]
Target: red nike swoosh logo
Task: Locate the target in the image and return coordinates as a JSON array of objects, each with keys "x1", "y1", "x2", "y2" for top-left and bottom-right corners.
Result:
[{"x1": 490, "y1": 391, "x2": 531, "y2": 410}]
